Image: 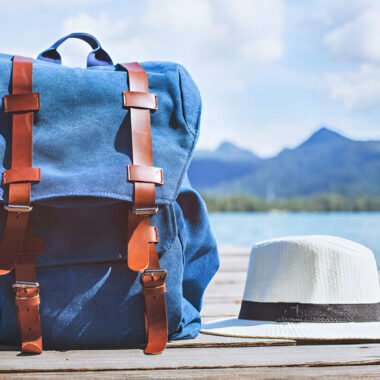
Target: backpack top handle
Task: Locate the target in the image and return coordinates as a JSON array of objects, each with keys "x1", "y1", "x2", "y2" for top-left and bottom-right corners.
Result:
[{"x1": 37, "y1": 32, "x2": 114, "y2": 67}]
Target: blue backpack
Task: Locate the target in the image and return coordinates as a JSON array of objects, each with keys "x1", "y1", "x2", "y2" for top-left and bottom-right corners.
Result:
[{"x1": 0, "y1": 33, "x2": 218, "y2": 354}]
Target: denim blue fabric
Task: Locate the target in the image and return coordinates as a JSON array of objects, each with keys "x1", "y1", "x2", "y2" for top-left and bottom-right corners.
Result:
[
  {"x1": 0, "y1": 53, "x2": 201, "y2": 204},
  {"x1": 0, "y1": 53, "x2": 218, "y2": 349}
]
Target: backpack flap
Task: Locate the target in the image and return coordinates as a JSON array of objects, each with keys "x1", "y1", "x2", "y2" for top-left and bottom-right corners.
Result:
[{"x1": 0, "y1": 54, "x2": 201, "y2": 206}]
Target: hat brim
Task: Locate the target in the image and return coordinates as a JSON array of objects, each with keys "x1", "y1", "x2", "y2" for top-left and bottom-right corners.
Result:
[{"x1": 201, "y1": 318, "x2": 380, "y2": 342}]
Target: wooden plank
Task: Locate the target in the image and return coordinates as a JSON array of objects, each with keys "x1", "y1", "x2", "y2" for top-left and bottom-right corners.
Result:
[
  {"x1": 167, "y1": 333, "x2": 294, "y2": 348},
  {"x1": 0, "y1": 344, "x2": 380, "y2": 372},
  {"x1": 217, "y1": 246, "x2": 251, "y2": 256},
  {"x1": 203, "y1": 298, "x2": 241, "y2": 305},
  {"x1": 203, "y1": 292, "x2": 242, "y2": 301},
  {"x1": 205, "y1": 281, "x2": 245, "y2": 290},
  {"x1": 200, "y1": 303, "x2": 240, "y2": 317},
  {"x1": 219, "y1": 252, "x2": 250, "y2": 261},
  {"x1": 4, "y1": 366, "x2": 380, "y2": 379},
  {"x1": 218, "y1": 262, "x2": 249, "y2": 269},
  {"x1": 208, "y1": 271, "x2": 247, "y2": 283}
]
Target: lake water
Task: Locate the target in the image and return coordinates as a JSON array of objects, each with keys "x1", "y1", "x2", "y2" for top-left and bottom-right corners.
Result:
[{"x1": 209, "y1": 212, "x2": 380, "y2": 268}]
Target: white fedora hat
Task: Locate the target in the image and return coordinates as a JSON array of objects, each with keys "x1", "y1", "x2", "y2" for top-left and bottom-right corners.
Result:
[{"x1": 202, "y1": 235, "x2": 380, "y2": 342}]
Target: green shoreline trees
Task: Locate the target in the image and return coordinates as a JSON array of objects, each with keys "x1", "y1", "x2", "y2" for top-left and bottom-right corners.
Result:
[{"x1": 203, "y1": 194, "x2": 380, "y2": 212}]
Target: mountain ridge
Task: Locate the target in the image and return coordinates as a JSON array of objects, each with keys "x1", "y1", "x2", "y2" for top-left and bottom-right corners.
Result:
[
  {"x1": 195, "y1": 141, "x2": 261, "y2": 162},
  {"x1": 188, "y1": 127, "x2": 380, "y2": 198}
]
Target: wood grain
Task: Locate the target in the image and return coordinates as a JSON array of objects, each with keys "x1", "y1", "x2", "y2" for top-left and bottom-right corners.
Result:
[
  {"x1": 2, "y1": 366, "x2": 380, "y2": 379},
  {"x1": 0, "y1": 344, "x2": 380, "y2": 372},
  {"x1": 167, "y1": 334, "x2": 294, "y2": 348}
]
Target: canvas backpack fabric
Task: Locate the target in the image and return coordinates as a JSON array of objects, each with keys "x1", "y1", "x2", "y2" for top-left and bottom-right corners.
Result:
[{"x1": 0, "y1": 33, "x2": 218, "y2": 354}]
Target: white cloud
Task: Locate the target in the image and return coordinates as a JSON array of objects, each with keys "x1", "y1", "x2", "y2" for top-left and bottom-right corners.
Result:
[
  {"x1": 140, "y1": 0, "x2": 284, "y2": 63},
  {"x1": 37, "y1": 0, "x2": 105, "y2": 5},
  {"x1": 220, "y1": 0, "x2": 284, "y2": 62},
  {"x1": 307, "y1": 0, "x2": 374, "y2": 26},
  {"x1": 327, "y1": 65, "x2": 380, "y2": 110},
  {"x1": 324, "y1": 2, "x2": 380, "y2": 63},
  {"x1": 60, "y1": 0, "x2": 285, "y2": 70},
  {"x1": 62, "y1": 12, "x2": 128, "y2": 40},
  {"x1": 318, "y1": 1, "x2": 380, "y2": 109},
  {"x1": 0, "y1": 0, "x2": 106, "y2": 11}
]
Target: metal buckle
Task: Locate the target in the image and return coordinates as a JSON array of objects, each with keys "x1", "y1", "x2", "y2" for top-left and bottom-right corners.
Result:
[
  {"x1": 132, "y1": 206, "x2": 159, "y2": 216},
  {"x1": 153, "y1": 94, "x2": 158, "y2": 111},
  {"x1": 13, "y1": 281, "x2": 39, "y2": 300},
  {"x1": 4, "y1": 204, "x2": 33, "y2": 213},
  {"x1": 12, "y1": 281, "x2": 39, "y2": 289},
  {"x1": 140, "y1": 269, "x2": 168, "y2": 284}
]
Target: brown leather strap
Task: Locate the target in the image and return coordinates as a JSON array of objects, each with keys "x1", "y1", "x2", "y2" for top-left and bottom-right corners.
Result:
[
  {"x1": 141, "y1": 244, "x2": 168, "y2": 355},
  {"x1": 121, "y1": 62, "x2": 157, "y2": 212},
  {"x1": 120, "y1": 62, "x2": 162, "y2": 270},
  {"x1": 0, "y1": 211, "x2": 30, "y2": 275},
  {"x1": 3, "y1": 92, "x2": 40, "y2": 113},
  {"x1": 8, "y1": 56, "x2": 38, "y2": 209},
  {"x1": 120, "y1": 62, "x2": 168, "y2": 354},
  {"x1": 0, "y1": 56, "x2": 40, "y2": 274},
  {"x1": 127, "y1": 165, "x2": 164, "y2": 185},
  {"x1": 123, "y1": 91, "x2": 158, "y2": 110},
  {"x1": 127, "y1": 212, "x2": 151, "y2": 271},
  {"x1": 3, "y1": 167, "x2": 41, "y2": 185},
  {"x1": 0, "y1": 56, "x2": 43, "y2": 354},
  {"x1": 14, "y1": 238, "x2": 43, "y2": 354}
]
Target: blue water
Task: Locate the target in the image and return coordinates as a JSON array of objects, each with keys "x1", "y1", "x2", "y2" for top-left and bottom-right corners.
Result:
[{"x1": 209, "y1": 212, "x2": 380, "y2": 267}]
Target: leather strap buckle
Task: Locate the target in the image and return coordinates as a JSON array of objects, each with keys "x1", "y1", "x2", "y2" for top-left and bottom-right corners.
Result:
[
  {"x1": 132, "y1": 206, "x2": 159, "y2": 216},
  {"x1": 13, "y1": 281, "x2": 39, "y2": 290},
  {"x1": 3, "y1": 92, "x2": 40, "y2": 113},
  {"x1": 4, "y1": 204, "x2": 33, "y2": 213},
  {"x1": 123, "y1": 91, "x2": 158, "y2": 110},
  {"x1": 13, "y1": 281, "x2": 40, "y2": 299},
  {"x1": 127, "y1": 165, "x2": 164, "y2": 185},
  {"x1": 141, "y1": 269, "x2": 168, "y2": 284},
  {"x1": 13, "y1": 279, "x2": 42, "y2": 354}
]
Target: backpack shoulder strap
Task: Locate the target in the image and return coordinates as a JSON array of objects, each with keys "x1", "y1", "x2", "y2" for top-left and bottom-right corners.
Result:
[{"x1": 119, "y1": 62, "x2": 168, "y2": 354}]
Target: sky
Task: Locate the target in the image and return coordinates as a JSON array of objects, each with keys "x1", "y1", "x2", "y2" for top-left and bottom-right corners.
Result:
[{"x1": 1, "y1": 0, "x2": 380, "y2": 157}]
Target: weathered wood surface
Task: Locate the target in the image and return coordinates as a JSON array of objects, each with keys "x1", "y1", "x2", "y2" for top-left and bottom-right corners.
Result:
[
  {"x1": 168, "y1": 333, "x2": 294, "y2": 348},
  {"x1": 3, "y1": 366, "x2": 380, "y2": 379},
  {"x1": 0, "y1": 344, "x2": 380, "y2": 372},
  {"x1": 1, "y1": 246, "x2": 379, "y2": 379}
]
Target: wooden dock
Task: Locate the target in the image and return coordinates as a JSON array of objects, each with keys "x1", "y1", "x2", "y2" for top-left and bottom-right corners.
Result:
[{"x1": 1, "y1": 247, "x2": 379, "y2": 379}]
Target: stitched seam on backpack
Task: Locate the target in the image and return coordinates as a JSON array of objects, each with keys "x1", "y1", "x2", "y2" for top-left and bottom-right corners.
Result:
[{"x1": 177, "y1": 66, "x2": 201, "y2": 138}]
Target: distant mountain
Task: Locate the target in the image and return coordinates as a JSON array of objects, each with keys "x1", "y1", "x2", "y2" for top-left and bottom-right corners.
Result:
[
  {"x1": 196, "y1": 142, "x2": 261, "y2": 162},
  {"x1": 189, "y1": 142, "x2": 262, "y2": 189},
  {"x1": 188, "y1": 127, "x2": 380, "y2": 198},
  {"x1": 299, "y1": 127, "x2": 348, "y2": 146}
]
